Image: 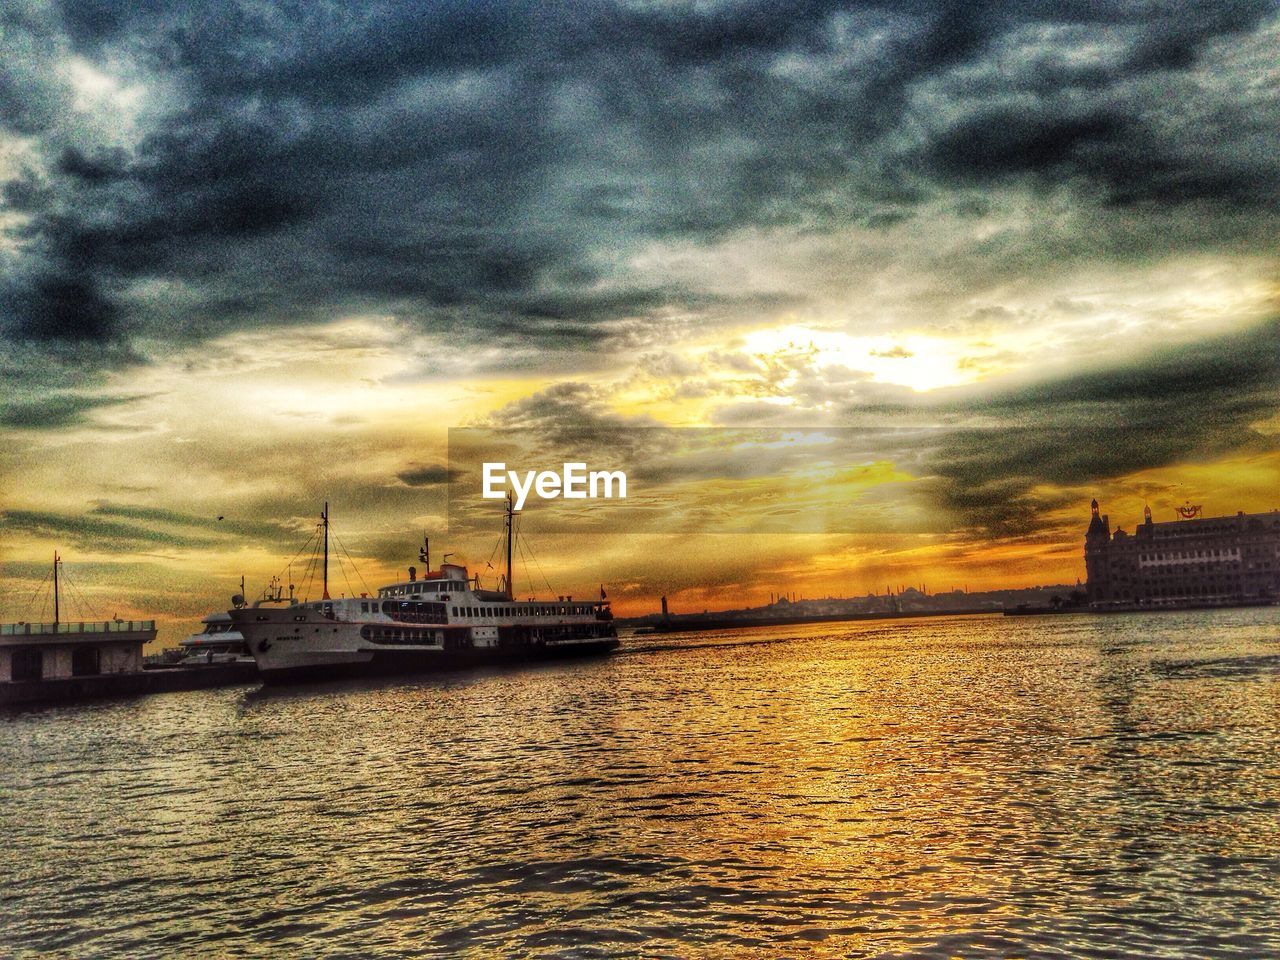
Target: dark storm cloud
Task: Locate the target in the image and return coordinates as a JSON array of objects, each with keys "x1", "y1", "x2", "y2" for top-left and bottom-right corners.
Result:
[
  {"x1": 0, "y1": 508, "x2": 219, "y2": 551},
  {"x1": 919, "y1": 317, "x2": 1280, "y2": 536},
  {"x1": 0, "y1": 501, "x2": 306, "y2": 553},
  {"x1": 0, "y1": 391, "x2": 143, "y2": 429},
  {"x1": 396, "y1": 464, "x2": 461, "y2": 487},
  {"x1": 2, "y1": 1, "x2": 1276, "y2": 359}
]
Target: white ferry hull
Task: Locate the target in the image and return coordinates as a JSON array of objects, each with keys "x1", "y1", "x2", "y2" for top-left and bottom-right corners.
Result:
[{"x1": 230, "y1": 605, "x2": 618, "y2": 685}]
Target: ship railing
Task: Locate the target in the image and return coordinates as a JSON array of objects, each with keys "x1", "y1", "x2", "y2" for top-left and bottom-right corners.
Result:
[{"x1": 0, "y1": 620, "x2": 157, "y2": 637}]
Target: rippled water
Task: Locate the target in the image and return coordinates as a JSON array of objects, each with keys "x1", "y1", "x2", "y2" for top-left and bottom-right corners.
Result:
[{"x1": 3, "y1": 610, "x2": 1279, "y2": 958}]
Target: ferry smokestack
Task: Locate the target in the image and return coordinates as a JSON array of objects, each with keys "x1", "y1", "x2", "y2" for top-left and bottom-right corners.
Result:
[{"x1": 661, "y1": 595, "x2": 668, "y2": 618}]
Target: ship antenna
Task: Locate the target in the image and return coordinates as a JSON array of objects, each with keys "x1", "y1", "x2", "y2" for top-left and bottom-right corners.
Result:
[
  {"x1": 53, "y1": 549, "x2": 60, "y2": 627},
  {"x1": 505, "y1": 492, "x2": 516, "y2": 600},
  {"x1": 322, "y1": 501, "x2": 331, "y2": 601}
]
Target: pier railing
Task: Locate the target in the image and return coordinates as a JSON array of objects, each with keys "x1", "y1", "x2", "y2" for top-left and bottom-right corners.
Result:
[{"x1": 0, "y1": 620, "x2": 156, "y2": 637}]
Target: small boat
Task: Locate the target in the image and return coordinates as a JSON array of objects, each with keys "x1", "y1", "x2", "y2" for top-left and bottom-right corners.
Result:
[{"x1": 176, "y1": 611, "x2": 255, "y2": 666}]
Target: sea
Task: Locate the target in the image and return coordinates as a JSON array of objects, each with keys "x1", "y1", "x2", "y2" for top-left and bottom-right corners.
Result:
[{"x1": 2, "y1": 609, "x2": 1279, "y2": 958}]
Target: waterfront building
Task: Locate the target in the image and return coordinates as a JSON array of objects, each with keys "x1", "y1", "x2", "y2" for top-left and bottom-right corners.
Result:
[
  {"x1": 1084, "y1": 500, "x2": 1280, "y2": 606},
  {"x1": 1, "y1": 619, "x2": 157, "y2": 703}
]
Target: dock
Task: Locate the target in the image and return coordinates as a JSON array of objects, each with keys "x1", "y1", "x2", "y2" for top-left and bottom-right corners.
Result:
[{"x1": 1, "y1": 619, "x2": 259, "y2": 707}]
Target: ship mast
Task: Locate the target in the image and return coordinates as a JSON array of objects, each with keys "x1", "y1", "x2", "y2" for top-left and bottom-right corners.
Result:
[
  {"x1": 322, "y1": 501, "x2": 330, "y2": 601},
  {"x1": 53, "y1": 549, "x2": 60, "y2": 627},
  {"x1": 505, "y1": 493, "x2": 515, "y2": 600}
]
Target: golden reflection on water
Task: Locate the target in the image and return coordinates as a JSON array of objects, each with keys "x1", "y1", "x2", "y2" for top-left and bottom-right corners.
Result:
[{"x1": 3, "y1": 610, "x2": 1279, "y2": 957}]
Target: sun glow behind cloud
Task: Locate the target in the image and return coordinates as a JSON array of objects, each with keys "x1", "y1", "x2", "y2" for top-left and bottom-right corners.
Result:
[{"x1": 740, "y1": 326, "x2": 988, "y2": 392}]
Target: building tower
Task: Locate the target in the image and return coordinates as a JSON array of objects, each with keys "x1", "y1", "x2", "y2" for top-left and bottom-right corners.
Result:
[{"x1": 1084, "y1": 498, "x2": 1112, "y2": 602}]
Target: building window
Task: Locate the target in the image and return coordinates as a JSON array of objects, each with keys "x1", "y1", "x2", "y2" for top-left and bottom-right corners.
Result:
[
  {"x1": 72, "y1": 646, "x2": 101, "y2": 676},
  {"x1": 11, "y1": 647, "x2": 43, "y2": 682}
]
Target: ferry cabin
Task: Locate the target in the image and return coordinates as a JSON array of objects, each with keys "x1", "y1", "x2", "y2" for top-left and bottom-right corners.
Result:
[{"x1": 264, "y1": 563, "x2": 614, "y2": 650}]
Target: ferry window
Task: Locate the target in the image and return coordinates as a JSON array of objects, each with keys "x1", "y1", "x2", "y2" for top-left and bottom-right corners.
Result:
[
  {"x1": 451, "y1": 606, "x2": 457, "y2": 616},
  {"x1": 11, "y1": 647, "x2": 42, "y2": 681}
]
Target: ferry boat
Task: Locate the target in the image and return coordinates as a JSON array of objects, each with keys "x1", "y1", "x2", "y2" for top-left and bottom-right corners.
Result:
[
  {"x1": 176, "y1": 611, "x2": 254, "y2": 665},
  {"x1": 230, "y1": 501, "x2": 618, "y2": 684}
]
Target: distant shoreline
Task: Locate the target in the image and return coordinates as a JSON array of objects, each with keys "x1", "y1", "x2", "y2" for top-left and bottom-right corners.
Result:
[
  {"x1": 620, "y1": 606, "x2": 998, "y2": 634},
  {"x1": 622, "y1": 598, "x2": 1280, "y2": 634}
]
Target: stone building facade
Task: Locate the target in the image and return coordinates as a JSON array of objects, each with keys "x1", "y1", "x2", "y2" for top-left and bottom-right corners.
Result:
[{"x1": 1084, "y1": 500, "x2": 1280, "y2": 606}]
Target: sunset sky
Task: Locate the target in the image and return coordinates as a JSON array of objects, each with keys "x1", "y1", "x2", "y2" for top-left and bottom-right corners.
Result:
[{"x1": 2, "y1": 1, "x2": 1278, "y2": 642}]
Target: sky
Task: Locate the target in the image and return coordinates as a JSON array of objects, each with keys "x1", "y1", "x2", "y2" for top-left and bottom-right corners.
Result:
[{"x1": 2, "y1": 0, "x2": 1279, "y2": 642}]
